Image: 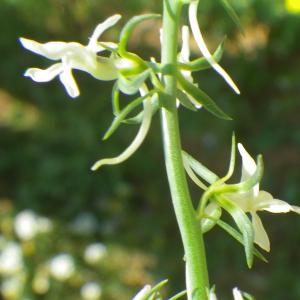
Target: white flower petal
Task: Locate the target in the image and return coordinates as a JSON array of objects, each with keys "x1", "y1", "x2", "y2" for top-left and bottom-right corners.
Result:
[
  {"x1": 179, "y1": 26, "x2": 190, "y2": 64},
  {"x1": 291, "y1": 205, "x2": 300, "y2": 214},
  {"x1": 258, "y1": 196, "x2": 293, "y2": 213},
  {"x1": 20, "y1": 38, "x2": 84, "y2": 60},
  {"x1": 87, "y1": 14, "x2": 121, "y2": 52},
  {"x1": 24, "y1": 63, "x2": 63, "y2": 82},
  {"x1": 232, "y1": 288, "x2": 244, "y2": 300},
  {"x1": 59, "y1": 68, "x2": 79, "y2": 98},
  {"x1": 251, "y1": 212, "x2": 270, "y2": 252},
  {"x1": 188, "y1": 1, "x2": 240, "y2": 94}
]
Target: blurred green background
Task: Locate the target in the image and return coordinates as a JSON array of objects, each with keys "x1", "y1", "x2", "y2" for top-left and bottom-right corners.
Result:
[{"x1": 0, "y1": 0, "x2": 299, "y2": 299}]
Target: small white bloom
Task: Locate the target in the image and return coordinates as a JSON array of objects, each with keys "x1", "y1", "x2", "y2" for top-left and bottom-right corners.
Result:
[
  {"x1": 49, "y1": 253, "x2": 75, "y2": 281},
  {"x1": 228, "y1": 143, "x2": 300, "y2": 251},
  {"x1": 32, "y1": 274, "x2": 50, "y2": 294},
  {"x1": 189, "y1": 0, "x2": 240, "y2": 94},
  {"x1": 20, "y1": 15, "x2": 121, "y2": 98},
  {"x1": 132, "y1": 285, "x2": 152, "y2": 300},
  {"x1": 80, "y1": 282, "x2": 102, "y2": 300},
  {"x1": 36, "y1": 216, "x2": 53, "y2": 234},
  {"x1": 0, "y1": 242, "x2": 23, "y2": 275},
  {"x1": 69, "y1": 212, "x2": 99, "y2": 235},
  {"x1": 14, "y1": 210, "x2": 38, "y2": 240},
  {"x1": 1, "y1": 275, "x2": 24, "y2": 299},
  {"x1": 84, "y1": 243, "x2": 107, "y2": 265}
]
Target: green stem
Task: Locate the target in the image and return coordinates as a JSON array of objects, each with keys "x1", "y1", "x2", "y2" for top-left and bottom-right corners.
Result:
[{"x1": 160, "y1": 1, "x2": 209, "y2": 299}]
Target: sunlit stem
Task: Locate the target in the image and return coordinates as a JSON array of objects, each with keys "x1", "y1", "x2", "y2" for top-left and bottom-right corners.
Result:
[{"x1": 161, "y1": 1, "x2": 209, "y2": 299}]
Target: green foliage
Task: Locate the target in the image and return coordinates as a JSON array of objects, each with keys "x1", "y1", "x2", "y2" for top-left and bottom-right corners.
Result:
[{"x1": 0, "y1": 0, "x2": 299, "y2": 299}]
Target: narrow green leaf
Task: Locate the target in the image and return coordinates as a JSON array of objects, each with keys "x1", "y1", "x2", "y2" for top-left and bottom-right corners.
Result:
[
  {"x1": 177, "y1": 72, "x2": 232, "y2": 120},
  {"x1": 242, "y1": 292, "x2": 256, "y2": 300},
  {"x1": 217, "y1": 195, "x2": 254, "y2": 268},
  {"x1": 182, "y1": 151, "x2": 220, "y2": 184},
  {"x1": 119, "y1": 14, "x2": 161, "y2": 56},
  {"x1": 218, "y1": 0, "x2": 244, "y2": 33},
  {"x1": 169, "y1": 290, "x2": 187, "y2": 300},
  {"x1": 176, "y1": 89, "x2": 198, "y2": 111},
  {"x1": 179, "y1": 38, "x2": 225, "y2": 72},
  {"x1": 124, "y1": 93, "x2": 160, "y2": 124},
  {"x1": 212, "y1": 217, "x2": 267, "y2": 263},
  {"x1": 118, "y1": 70, "x2": 150, "y2": 95},
  {"x1": 103, "y1": 95, "x2": 147, "y2": 140}
]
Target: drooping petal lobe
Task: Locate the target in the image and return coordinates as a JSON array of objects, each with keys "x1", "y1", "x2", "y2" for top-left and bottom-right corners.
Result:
[
  {"x1": 189, "y1": 0, "x2": 240, "y2": 94},
  {"x1": 24, "y1": 63, "x2": 63, "y2": 82},
  {"x1": 59, "y1": 68, "x2": 79, "y2": 98},
  {"x1": 251, "y1": 212, "x2": 270, "y2": 252}
]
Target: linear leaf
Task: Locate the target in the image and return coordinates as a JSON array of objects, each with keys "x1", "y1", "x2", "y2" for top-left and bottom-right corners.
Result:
[
  {"x1": 217, "y1": 195, "x2": 254, "y2": 268},
  {"x1": 218, "y1": 0, "x2": 244, "y2": 33},
  {"x1": 177, "y1": 72, "x2": 232, "y2": 120},
  {"x1": 176, "y1": 89, "x2": 198, "y2": 111}
]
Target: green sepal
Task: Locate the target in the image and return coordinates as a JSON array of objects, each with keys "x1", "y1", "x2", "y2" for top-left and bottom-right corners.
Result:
[
  {"x1": 176, "y1": 89, "x2": 198, "y2": 111},
  {"x1": 118, "y1": 69, "x2": 150, "y2": 95},
  {"x1": 119, "y1": 14, "x2": 161, "y2": 57},
  {"x1": 217, "y1": 155, "x2": 263, "y2": 194},
  {"x1": 218, "y1": 133, "x2": 236, "y2": 184},
  {"x1": 177, "y1": 72, "x2": 232, "y2": 120},
  {"x1": 212, "y1": 216, "x2": 267, "y2": 263},
  {"x1": 201, "y1": 205, "x2": 222, "y2": 234},
  {"x1": 169, "y1": 290, "x2": 187, "y2": 300},
  {"x1": 216, "y1": 195, "x2": 254, "y2": 268},
  {"x1": 218, "y1": 0, "x2": 244, "y2": 33},
  {"x1": 124, "y1": 93, "x2": 160, "y2": 124},
  {"x1": 242, "y1": 292, "x2": 256, "y2": 300},
  {"x1": 103, "y1": 95, "x2": 149, "y2": 140},
  {"x1": 182, "y1": 151, "x2": 220, "y2": 184},
  {"x1": 179, "y1": 38, "x2": 225, "y2": 72}
]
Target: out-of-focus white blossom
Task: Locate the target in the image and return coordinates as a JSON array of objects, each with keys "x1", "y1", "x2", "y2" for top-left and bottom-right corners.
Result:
[
  {"x1": 0, "y1": 242, "x2": 23, "y2": 275},
  {"x1": 49, "y1": 253, "x2": 75, "y2": 281},
  {"x1": 36, "y1": 216, "x2": 53, "y2": 234},
  {"x1": 1, "y1": 275, "x2": 24, "y2": 299},
  {"x1": 32, "y1": 273, "x2": 50, "y2": 294},
  {"x1": 14, "y1": 210, "x2": 38, "y2": 240},
  {"x1": 69, "y1": 213, "x2": 99, "y2": 235},
  {"x1": 84, "y1": 243, "x2": 107, "y2": 265},
  {"x1": 80, "y1": 282, "x2": 102, "y2": 300}
]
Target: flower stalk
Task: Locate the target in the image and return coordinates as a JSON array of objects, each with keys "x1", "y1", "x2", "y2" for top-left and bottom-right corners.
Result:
[{"x1": 160, "y1": 1, "x2": 209, "y2": 299}]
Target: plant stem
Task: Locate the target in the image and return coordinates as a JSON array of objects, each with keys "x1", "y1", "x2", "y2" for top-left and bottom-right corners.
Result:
[{"x1": 160, "y1": 1, "x2": 209, "y2": 299}]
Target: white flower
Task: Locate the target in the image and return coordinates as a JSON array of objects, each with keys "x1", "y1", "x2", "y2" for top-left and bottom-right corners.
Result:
[
  {"x1": 132, "y1": 285, "x2": 152, "y2": 300},
  {"x1": 20, "y1": 15, "x2": 121, "y2": 98},
  {"x1": 49, "y1": 253, "x2": 75, "y2": 281},
  {"x1": 228, "y1": 143, "x2": 300, "y2": 251},
  {"x1": 84, "y1": 243, "x2": 107, "y2": 265},
  {"x1": 81, "y1": 282, "x2": 102, "y2": 300},
  {"x1": 14, "y1": 210, "x2": 38, "y2": 240},
  {"x1": 188, "y1": 0, "x2": 240, "y2": 94},
  {"x1": 1, "y1": 275, "x2": 24, "y2": 299},
  {"x1": 0, "y1": 242, "x2": 23, "y2": 275}
]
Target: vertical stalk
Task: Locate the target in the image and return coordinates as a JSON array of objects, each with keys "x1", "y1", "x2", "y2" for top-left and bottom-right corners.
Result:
[{"x1": 160, "y1": 1, "x2": 209, "y2": 299}]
